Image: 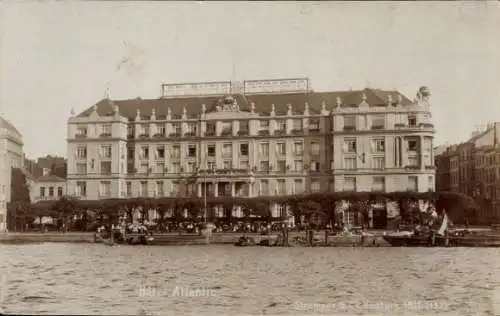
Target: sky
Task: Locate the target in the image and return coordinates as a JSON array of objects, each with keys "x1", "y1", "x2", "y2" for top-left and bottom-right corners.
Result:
[{"x1": 1, "y1": 1, "x2": 499, "y2": 159}]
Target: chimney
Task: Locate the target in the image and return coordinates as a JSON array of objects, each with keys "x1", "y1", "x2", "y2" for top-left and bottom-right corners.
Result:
[{"x1": 42, "y1": 168, "x2": 50, "y2": 176}]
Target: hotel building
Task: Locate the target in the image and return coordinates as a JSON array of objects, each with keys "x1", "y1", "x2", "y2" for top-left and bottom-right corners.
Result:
[
  {"x1": 0, "y1": 116, "x2": 24, "y2": 231},
  {"x1": 66, "y1": 78, "x2": 435, "y2": 224}
]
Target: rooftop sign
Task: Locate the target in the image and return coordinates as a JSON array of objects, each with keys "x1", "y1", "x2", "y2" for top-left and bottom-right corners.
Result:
[
  {"x1": 162, "y1": 81, "x2": 232, "y2": 98},
  {"x1": 243, "y1": 78, "x2": 310, "y2": 94}
]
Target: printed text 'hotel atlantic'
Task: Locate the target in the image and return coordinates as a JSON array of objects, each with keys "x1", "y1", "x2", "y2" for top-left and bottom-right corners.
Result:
[{"x1": 66, "y1": 78, "x2": 435, "y2": 200}]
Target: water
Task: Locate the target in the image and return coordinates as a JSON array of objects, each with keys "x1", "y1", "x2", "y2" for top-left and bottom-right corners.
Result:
[{"x1": 1, "y1": 243, "x2": 499, "y2": 315}]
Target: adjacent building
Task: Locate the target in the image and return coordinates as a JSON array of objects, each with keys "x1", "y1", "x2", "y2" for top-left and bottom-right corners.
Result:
[
  {"x1": 27, "y1": 168, "x2": 67, "y2": 203},
  {"x1": 435, "y1": 122, "x2": 500, "y2": 223},
  {"x1": 0, "y1": 116, "x2": 24, "y2": 231},
  {"x1": 65, "y1": 78, "x2": 435, "y2": 225}
]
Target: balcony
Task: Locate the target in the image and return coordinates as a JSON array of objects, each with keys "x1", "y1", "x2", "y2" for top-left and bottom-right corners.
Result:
[
  {"x1": 343, "y1": 126, "x2": 356, "y2": 132},
  {"x1": 274, "y1": 129, "x2": 286, "y2": 136},
  {"x1": 184, "y1": 131, "x2": 196, "y2": 137},
  {"x1": 258, "y1": 130, "x2": 270, "y2": 136},
  {"x1": 371, "y1": 125, "x2": 385, "y2": 130},
  {"x1": 308, "y1": 128, "x2": 321, "y2": 134},
  {"x1": 99, "y1": 133, "x2": 112, "y2": 138},
  {"x1": 237, "y1": 130, "x2": 248, "y2": 136},
  {"x1": 205, "y1": 131, "x2": 216, "y2": 137},
  {"x1": 169, "y1": 132, "x2": 181, "y2": 138},
  {"x1": 221, "y1": 130, "x2": 233, "y2": 137},
  {"x1": 75, "y1": 134, "x2": 87, "y2": 139},
  {"x1": 419, "y1": 123, "x2": 434, "y2": 129},
  {"x1": 138, "y1": 134, "x2": 149, "y2": 139},
  {"x1": 291, "y1": 129, "x2": 303, "y2": 135},
  {"x1": 153, "y1": 133, "x2": 165, "y2": 138}
]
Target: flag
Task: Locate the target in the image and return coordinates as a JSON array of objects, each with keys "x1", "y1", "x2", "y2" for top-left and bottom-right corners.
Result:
[{"x1": 437, "y1": 212, "x2": 448, "y2": 236}]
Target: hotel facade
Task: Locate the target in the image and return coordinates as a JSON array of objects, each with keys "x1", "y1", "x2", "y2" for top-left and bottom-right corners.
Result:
[
  {"x1": 66, "y1": 78, "x2": 435, "y2": 222},
  {"x1": 0, "y1": 116, "x2": 24, "y2": 231}
]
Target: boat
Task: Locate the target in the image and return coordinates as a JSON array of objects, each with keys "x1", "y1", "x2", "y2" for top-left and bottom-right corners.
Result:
[
  {"x1": 383, "y1": 213, "x2": 500, "y2": 247},
  {"x1": 94, "y1": 228, "x2": 154, "y2": 246},
  {"x1": 234, "y1": 236, "x2": 257, "y2": 247}
]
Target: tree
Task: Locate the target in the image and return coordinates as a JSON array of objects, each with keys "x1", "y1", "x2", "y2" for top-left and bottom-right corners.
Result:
[{"x1": 7, "y1": 168, "x2": 32, "y2": 231}]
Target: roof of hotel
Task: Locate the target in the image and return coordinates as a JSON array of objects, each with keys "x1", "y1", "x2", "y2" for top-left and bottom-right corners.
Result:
[
  {"x1": 0, "y1": 116, "x2": 21, "y2": 135},
  {"x1": 35, "y1": 174, "x2": 66, "y2": 183},
  {"x1": 76, "y1": 88, "x2": 413, "y2": 119}
]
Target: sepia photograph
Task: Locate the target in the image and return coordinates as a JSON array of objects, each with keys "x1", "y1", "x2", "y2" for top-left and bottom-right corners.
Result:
[{"x1": 1, "y1": 1, "x2": 499, "y2": 315}]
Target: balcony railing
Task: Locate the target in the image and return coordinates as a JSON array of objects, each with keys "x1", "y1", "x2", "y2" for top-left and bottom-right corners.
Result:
[
  {"x1": 371, "y1": 125, "x2": 385, "y2": 130},
  {"x1": 75, "y1": 134, "x2": 87, "y2": 139},
  {"x1": 237, "y1": 130, "x2": 248, "y2": 136},
  {"x1": 343, "y1": 126, "x2": 356, "y2": 132},
  {"x1": 259, "y1": 130, "x2": 270, "y2": 136},
  {"x1": 99, "y1": 133, "x2": 112, "y2": 138},
  {"x1": 221, "y1": 130, "x2": 233, "y2": 136}
]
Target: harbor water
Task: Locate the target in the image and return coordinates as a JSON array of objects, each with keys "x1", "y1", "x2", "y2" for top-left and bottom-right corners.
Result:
[{"x1": 1, "y1": 243, "x2": 499, "y2": 315}]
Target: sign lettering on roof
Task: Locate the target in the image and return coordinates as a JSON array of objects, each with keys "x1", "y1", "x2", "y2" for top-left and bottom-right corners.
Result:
[
  {"x1": 243, "y1": 78, "x2": 309, "y2": 94},
  {"x1": 162, "y1": 81, "x2": 232, "y2": 98}
]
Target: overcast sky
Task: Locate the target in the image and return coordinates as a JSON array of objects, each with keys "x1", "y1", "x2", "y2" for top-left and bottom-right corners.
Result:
[{"x1": 1, "y1": 1, "x2": 499, "y2": 158}]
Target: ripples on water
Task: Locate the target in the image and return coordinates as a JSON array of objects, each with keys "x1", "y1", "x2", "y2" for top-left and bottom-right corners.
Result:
[{"x1": 1, "y1": 243, "x2": 499, "y2": 315}]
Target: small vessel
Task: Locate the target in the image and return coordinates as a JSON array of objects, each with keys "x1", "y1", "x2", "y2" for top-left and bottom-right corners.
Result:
[
  {"x1": 234, "y1": 236, "x2": 256, "y2": 247},
  {"x1": 383, "y1": 213, "x2": 500, "y2": 247}
]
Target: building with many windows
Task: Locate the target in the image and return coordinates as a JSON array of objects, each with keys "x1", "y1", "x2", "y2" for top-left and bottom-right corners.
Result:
[
  {"x1": 0, "y1": 116, "x2": 24, "y2": 231},
  {"x1": 66, "y1": 78, "x2": 435, "y2": 223},
  {"x1": 436, "y1": 122, "x2": 500, "y2": 223}
]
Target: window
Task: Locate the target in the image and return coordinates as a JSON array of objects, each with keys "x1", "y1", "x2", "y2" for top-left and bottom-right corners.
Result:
[
  {"x1": 239, "y1": 160, "x2": 249, "y2": 170},
  {"x1": 140, "y1": 181, "x2": 148, "y2": 196},
  {"x1": 371, "y1": 115, "x2": 385, "y2": 129},
  {"x1": 276, "y1": 120, "x2": 286, "y2": 132},
  {"x1": 276, "y1": 142, "x2": 286, "y2": 155},
  {"x1": 408, "y1": 155, "x2": 419, "y2": 167},
  {"x1": 292, "y1": 119, "x2": 303, "y2": 130},
  {"x1": 207, "y1": 144, "x2": 216, "y2": 157},
  {"x1": 310, "y1": 142, "x2": 320, "y2": 156},
  {"x1": 186, "y1": 162, "x2": 196, "y2": 173},
  {"x1": 127, "y1": 147, "x2": 134, "y2": 159},
  {"x1": 76, "y1": 163, "x2": 87, "y2": 175},
  {"x1": 100, "y1": 161, "x2": 112, "y2": 174},
  {"x1": 223, "y1": 160, "x2": 232, "y2": 170},
  {"x1": 76, "y1": 181, "x2": 86, "y2": 197},
  {"x1": 294, "y1": 160, "x2": 303, "y2": 172},
  {"x1": 371, "y1": 139, "x2": 385, "y2": 153},
  {"x1": 222, "y1": 143, "x2": 232, "y2": 157},
  {"x1": 343, "y1": 139, "x2": 357, "y2": 153},
  {"x1": 126, "y1": 182, "x2": 132, "y2": 196},
  {"x1": 240, "y1": 143, "x2": 249, "y2": 156},
  {"x1": 171, "y1": 181, "x2": 180, "y2": 196},
  {"x1": 155, "y1": 146, "x2": 165, "y2": 159},
  {"x1": 171, "y1": 145, "x2": 180, "y2": 159},
  {"x1": 140, "y1": 146, "x2": 149, "y2": 159},
  {"x1": 372, "y1": 157, "x2": 385, "y2": 169},
  {"x1": 100, "y1": 145, "x2": 112, "y2": 159},
  {"x1": 310, "y1": 161, "x2": 320, "y2": 171},
  {"x1": 155, "y1": 181, "x2": 164, "y2": 196},
  {"x1": 207, "y1": 161, "x2": 216, "y2": 171},
  {"x1": 206, "y1": 122, "x2": 216, "y2": 135},
  {"x1": 221, "y1": 121, "x2": 232, "y2": 134},
  {"x1": 343, "y1": 157, "x2": 357, "y2": 170},
  {"x1": 311, "y1": 180, "x2": 321, "y2": 193},
  {"x1": 139, "y1": 124, "x2": 149, "y2": 136},
  {"x1": 260, "y1": 161, "x2": 270, "y2": 172},
  {"x1": 343, "y1": 116, "x2": 356, "y2": 129},
  {"x1": 259, "y1": 120, "x2": 269, "y2": 130},
  {"x1": 154, "y1": 162, "x2": 165, "y2": 173},
  {"x1": 428, "y1": 176, "x2": 434, "y2": 192},
  {"x1": 188, "y1": 145, "x2": 197, "y2": 157},
  {"x1": 259, "y1": 143, "x2": 269, "y2": 157},
  {"x1": 76, "y1": 126, "x2": 87, "y2": 137},
  {"x1": 40, "y1": 187, "x2": 46, "y2": 197},
  {"x1": 171, "y1": 163, "x2": 180, "y2": 174},
  {"x1": 293, "y1": 142, "x2": 303, "y2": 156},
  {"x1": 293, "y1": 179, "x2": 304, "y2": 194},
  {"x1": 239, "y1": 121, "x2": 249, "y2": 134},
  {"x1": 76, "y1": 146, "x2": 87, "y2": 159},
  {"x1": 100, "y1": 181, "x2": 111, "y2": 197},
  {"x1": 277, "y1": 160, "x2": 286, "y2": 172},
  {"x1": 277, "y1": 179, "x2": 286, "y2": 195},
  {"x1": 343, "y1": 177, "x2": 356, "y2": 192},
  {"x1": 171, "y1": 123, "x2": 181, "y2": 135},
  {"x1": 407, "y1": 176, "x2": 418, "y2": 192},
  {"x1": 100, "y1": 124, "x2": 112, "y2": 136},
  {"x1": 186, "y1": 123, "x2": 197, "y2": 135},
  {"x1": 156, "y1": 124, "x2": 165, "y2": 136},
  {"x1": 57, "y1": 187, "x2": 63, "y2": 197},
  {"x1": 308, "y1": 118, "x2": 320, "y2": 131},
  {"x1": 127, "y1": 125, "x2": 135, "y2": 138},
  {"x1": 407, "y1": 140, "x2": 418, "y2": 151},
  {"x1": 372, "y1": 177, "x2": 385, "y2": 192},
  {"x1": 408, "y1": 114, "x2": 417, "y2": 127}
]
